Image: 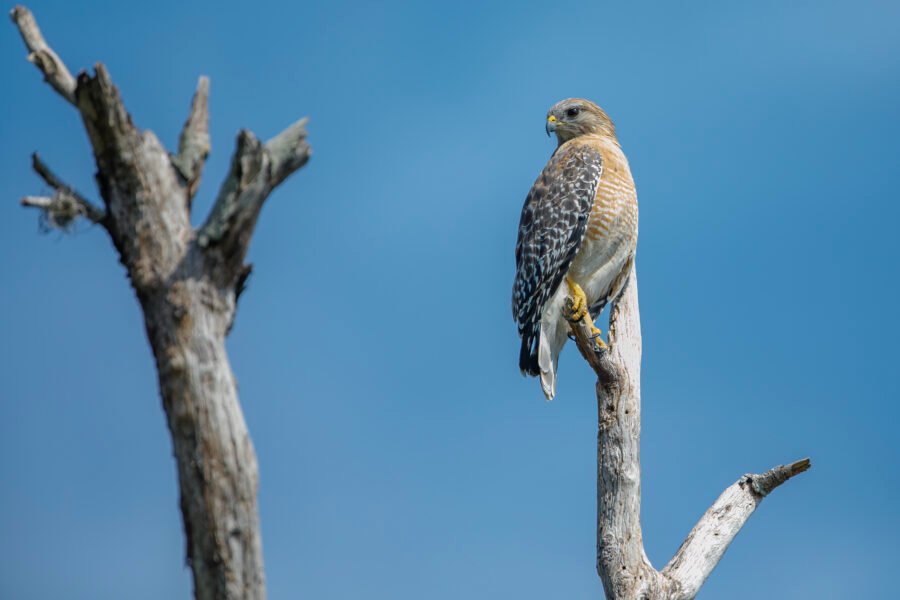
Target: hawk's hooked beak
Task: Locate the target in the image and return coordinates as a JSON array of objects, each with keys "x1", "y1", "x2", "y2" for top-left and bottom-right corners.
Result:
[{"x1": 546, "y1": 114, "x2": 557, "y2": 137}]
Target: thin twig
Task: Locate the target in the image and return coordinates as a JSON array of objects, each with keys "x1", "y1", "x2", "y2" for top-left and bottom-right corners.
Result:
[{"x1": 27, "y1": 153, "x2": 105, "y2": 223}]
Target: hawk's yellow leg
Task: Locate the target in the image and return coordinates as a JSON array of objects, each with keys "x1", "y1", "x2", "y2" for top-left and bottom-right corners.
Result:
[{"x1": 566, "y1": 277, "x2": 607, "y2": 349}]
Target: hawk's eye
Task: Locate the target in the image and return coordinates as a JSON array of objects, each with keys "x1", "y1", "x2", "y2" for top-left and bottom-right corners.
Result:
[{"x1": 566, "y1": 107, "x2": 581, "y2": 118}]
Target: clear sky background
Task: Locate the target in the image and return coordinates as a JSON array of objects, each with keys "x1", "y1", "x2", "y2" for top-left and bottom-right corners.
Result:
[{"x1": 2, "y1": 1, "x2": 898, "y2": 598}]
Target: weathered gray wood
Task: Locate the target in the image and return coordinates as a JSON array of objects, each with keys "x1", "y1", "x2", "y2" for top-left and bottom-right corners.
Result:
[
  {"x1": 565, "y1": 264, "x2": 809, "y2": 599},
  {"x1": 173, "y1": 76, "x2": 211, "y2": 204},
  {"x1": 661, "y1": 458, "x2": 810, "y2": 599},
  {"x1": 198, "y1": 118, "x2": 310, "y2": 258},
  {"x1": 10, "y1": 5, "x2": 76, "y2": 103},
  {"x1": 144, "y1": 258, "x2": 266, "y2": 600},
  {"x1": 12, "y1": 6, "x2": 311, "y2": 599}
]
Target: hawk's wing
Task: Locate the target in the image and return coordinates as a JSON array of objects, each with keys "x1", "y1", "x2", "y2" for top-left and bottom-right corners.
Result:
[{"x1": 513, "y1": 143, "x2": 604, "y2": 375}]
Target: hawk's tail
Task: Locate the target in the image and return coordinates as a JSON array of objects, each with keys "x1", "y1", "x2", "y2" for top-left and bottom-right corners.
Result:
[
  {"x1": 520, "y1": 317, "x2": 565, "y2": 400},
  {"x1": 519, "y1": 324, "x2": 541, "y2": 377}
]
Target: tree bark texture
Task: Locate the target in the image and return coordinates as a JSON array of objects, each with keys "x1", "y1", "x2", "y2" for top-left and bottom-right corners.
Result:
[
  {"x1": 12, "y1": 6, "x2": 311, "y2": 599},
  {"x1": 565, "y1": 265, "x2": 810, "y2": 599}
]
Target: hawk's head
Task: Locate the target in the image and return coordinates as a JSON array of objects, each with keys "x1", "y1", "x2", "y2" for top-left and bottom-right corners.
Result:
[{"x1": 546, "y1": 98, "x2": 616, "y2": 145}]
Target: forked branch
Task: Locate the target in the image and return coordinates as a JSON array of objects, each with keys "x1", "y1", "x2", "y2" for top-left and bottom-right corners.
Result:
[
  {"x1": 198, "y1": 118, "x2": 311, "y2": 267},
  {"x1": 564, "y1": 265, "x2": 810, "y2": 600}
]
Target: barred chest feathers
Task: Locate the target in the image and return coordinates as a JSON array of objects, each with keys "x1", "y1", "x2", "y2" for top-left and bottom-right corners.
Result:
[{"x1": 566, "y1": 137, "x2": 637, "y2": 309}]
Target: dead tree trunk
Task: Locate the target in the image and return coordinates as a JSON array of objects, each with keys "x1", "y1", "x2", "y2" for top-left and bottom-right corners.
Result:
[
  {"x1": 565, "y1": 264, "x2": 810, "y2": 599},
  {"x1": 11, "y1": 6, "x2": 311, "y2": 599}
]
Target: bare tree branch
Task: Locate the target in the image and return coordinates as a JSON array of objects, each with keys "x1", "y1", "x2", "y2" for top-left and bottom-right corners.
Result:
[
  {"x1": 751, "y1": 457, "x2": 811, "y2": 496},
  {"x1": 20, "y1": 195, "x2": 54, "y2": 208},
  {"x1": 197, "y1": 117, "x2": 310, "y2": 267},
  {"x1": 25, "y1": 152, "x2": 106, "y2": 224},
  {"x1": 21, "y1": 191, "x2": 99, "y2": 230},
  {"x1": 662, "y1": 458, "x2": 811, "y2": 600},
  {"x1": 198, "y1": 129, "x2": 262, "y2": 250},
  {"x1": 172, "y1": 76, "x2": 211, "y2": 204},
  {"x1": 267, "y1": 117, "x2": 311, "y2": 187},
  {"x1": 10, "y1": 5, "x2": 76, "y2": 104},
  {"x1": 564, "y1": 265, "x2": 810, "y2": 599}
]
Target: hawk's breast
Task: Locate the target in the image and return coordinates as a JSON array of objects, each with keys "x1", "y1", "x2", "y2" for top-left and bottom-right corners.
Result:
[{"x1": 568, "y1": 140, "x2": 638, "y2": 302}]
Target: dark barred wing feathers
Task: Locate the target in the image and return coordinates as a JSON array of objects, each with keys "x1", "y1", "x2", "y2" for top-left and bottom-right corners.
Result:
[{"x1": 512, "y1": 144, "x2": 604, "y2": 375}]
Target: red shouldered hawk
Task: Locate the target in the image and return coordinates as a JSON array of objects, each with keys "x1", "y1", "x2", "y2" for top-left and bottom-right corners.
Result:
[{"x1": 513, "y1": 99, "x2": 638, "y2": 399}]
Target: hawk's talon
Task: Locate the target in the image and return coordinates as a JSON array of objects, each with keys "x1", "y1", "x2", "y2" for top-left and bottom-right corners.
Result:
[
  {"x1": 564, "y1": 277, "x2": 608, "y2": 349},
  {"x1": 565, "y1": 277, "x2": 589, "y2": 322},
  {"x1": 589, "y1": 326, "x2": 608, "y2": 349}
]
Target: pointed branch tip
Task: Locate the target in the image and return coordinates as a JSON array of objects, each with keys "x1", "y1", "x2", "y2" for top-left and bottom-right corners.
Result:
[
  {"x1": 749, "y1": 457, "x2": 811, "y2": 497},
  {"x1": 266, "y1": 116, "x2": 311, "y2": 187},
  {"x1": 173, "y1": 75, "x2": 211, "y2": 203},
  {"x1": 767, "y1": 457, "x2": 811, "y2": 488},
  {"x1": 791, "y1": 457, "x2": 812, "y2": 475},
  {"x1": 662, "y1": 455, "x2": 811, "y2": 597}
]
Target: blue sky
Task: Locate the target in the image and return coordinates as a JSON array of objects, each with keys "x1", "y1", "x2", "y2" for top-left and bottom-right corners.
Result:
[{"x1": 2, "y1": 1, "x2": 899, "y2": 598}]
